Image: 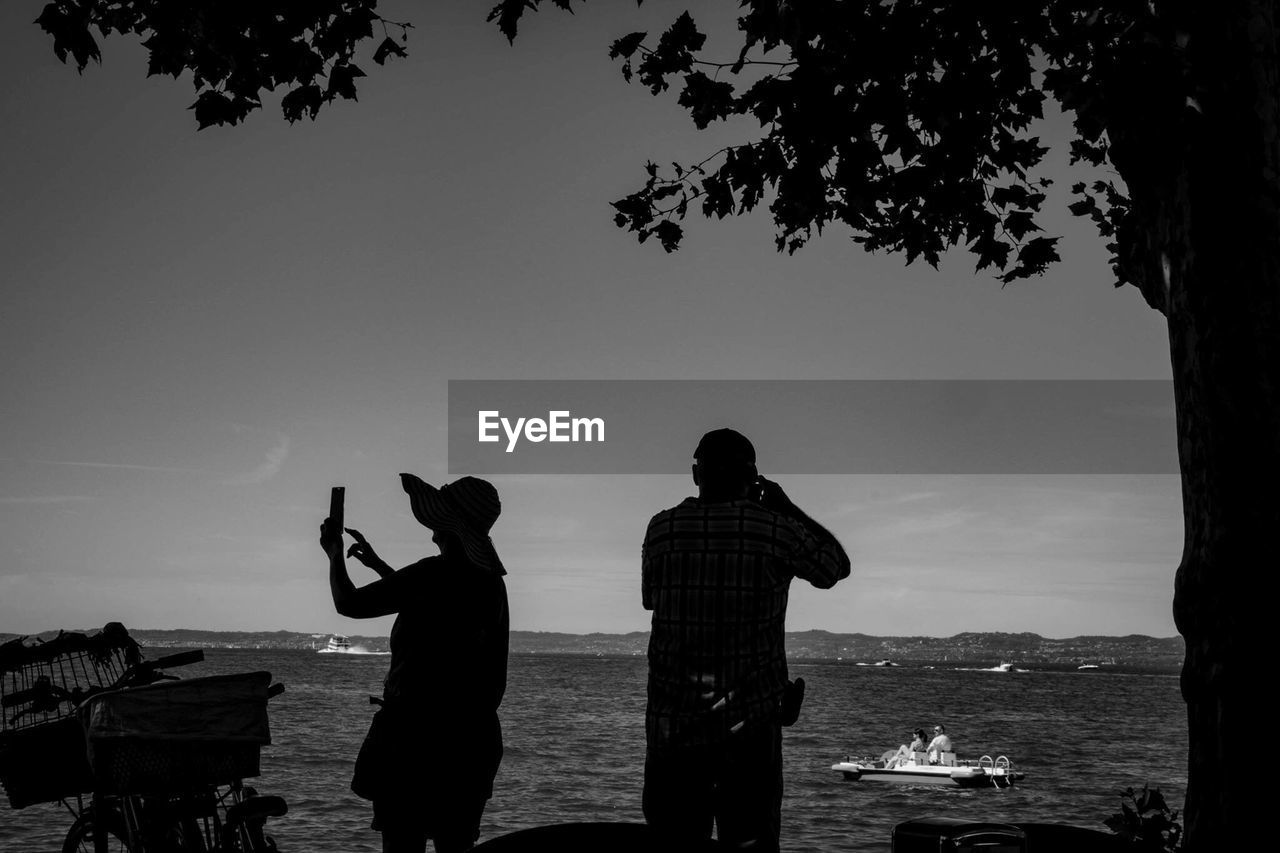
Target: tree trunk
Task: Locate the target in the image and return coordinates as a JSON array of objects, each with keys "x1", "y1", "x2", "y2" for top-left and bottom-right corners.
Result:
[{"x1": 1163, "y1": 3, "x2": 1280, "y2": 849}]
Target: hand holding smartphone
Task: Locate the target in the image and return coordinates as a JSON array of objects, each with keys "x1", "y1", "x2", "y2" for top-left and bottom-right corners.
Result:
[
  {"x1": 754, "y1": 476, "x2": 794, "y2": 514},
  {"x1": 320, "y1": 486, "x2": 345, "y2": 558},
  {"x1": 330, "y1": 486, "x2": 345, "y2": 531}
]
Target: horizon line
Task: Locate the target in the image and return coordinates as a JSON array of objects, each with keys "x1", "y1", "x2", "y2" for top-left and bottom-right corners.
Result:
[{"x1": 0, "y1": 626, "x2": 1183, "y2": 642}]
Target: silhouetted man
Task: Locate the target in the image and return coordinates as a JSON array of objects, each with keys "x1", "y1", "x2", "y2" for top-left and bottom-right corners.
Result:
[{"x1": 641, "y1": 428, "x2": 851, "y2": 851}]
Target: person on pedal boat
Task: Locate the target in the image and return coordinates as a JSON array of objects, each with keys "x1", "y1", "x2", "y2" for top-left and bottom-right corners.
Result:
[
  {"x1": 884, "y1": 728, "x2": 928, "y2": 767},
  {"x1": 927, "y1": 724, "x2": 953, "y2": 764}
]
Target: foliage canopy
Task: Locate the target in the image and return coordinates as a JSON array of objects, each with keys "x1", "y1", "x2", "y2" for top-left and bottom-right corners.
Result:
[{"x1": 34, "y1": 1, "x2": 1187, "y2": 295}]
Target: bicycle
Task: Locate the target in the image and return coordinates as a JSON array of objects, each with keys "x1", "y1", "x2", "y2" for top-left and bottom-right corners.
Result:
[
  {"x1": 0, "y1": 624, "x2": 287, "y2": 852},
  {"x1": 60, "y1": 775, "x2": 288, "y2": 853}
]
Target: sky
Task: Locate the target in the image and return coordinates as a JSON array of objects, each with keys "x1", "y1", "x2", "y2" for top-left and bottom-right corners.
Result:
[{"x1": 0, "y1": 1, "x2": 1181, "y2": 640}]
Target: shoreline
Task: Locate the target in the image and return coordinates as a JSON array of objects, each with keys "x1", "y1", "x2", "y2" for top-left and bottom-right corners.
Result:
[{"x1": 1, "y1": 628, "x2": 1184, "y2": 672}]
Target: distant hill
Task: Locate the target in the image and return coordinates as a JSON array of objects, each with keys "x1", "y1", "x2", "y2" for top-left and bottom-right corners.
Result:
[{"x1": 0, "y1": 627, "x2": 1183, "y2": 672}]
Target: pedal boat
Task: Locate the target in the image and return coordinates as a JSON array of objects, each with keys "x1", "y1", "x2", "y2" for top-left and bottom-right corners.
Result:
[{"x1": 831, "y1": 751, "x2": 1023, "y2": 788}]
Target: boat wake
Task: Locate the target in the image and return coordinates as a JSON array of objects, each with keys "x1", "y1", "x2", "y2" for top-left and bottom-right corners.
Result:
[
  {"x1": 344, "y1": 645, "x2": 389, "y2": 656},
  {"x1": 318, "y1": 644, "x2": 389, "y2": 656}
]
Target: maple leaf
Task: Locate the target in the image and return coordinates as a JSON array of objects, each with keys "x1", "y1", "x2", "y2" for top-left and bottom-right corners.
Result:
[
  {"x1": 281, "y1": 84, "x2": 323, "y2": 123},
  {"x1": 609, "y1": 32, "x2": 647, "y2": 60},
  {"x1": 373, "y1": 37, "x2": 408, "y2": 66},
  {"x1": 653, "y1": 220, "x2": 683, "y2": 252},
  {"x1": 326, "y1": 63, "x2": 366, "y2": 103},
  {"x1": 188, "y1": 91, "x2": 239, "y2": 130}
]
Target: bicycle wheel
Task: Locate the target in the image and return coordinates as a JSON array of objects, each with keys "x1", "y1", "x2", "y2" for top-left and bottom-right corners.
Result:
[{"x1": 62, "y1": 812, "x2": 131, "y2": 853}]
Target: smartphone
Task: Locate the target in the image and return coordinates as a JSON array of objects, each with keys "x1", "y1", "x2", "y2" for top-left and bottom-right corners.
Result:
[{"x1": 330, "y1": 486, "x2": 345, "y2": 531}]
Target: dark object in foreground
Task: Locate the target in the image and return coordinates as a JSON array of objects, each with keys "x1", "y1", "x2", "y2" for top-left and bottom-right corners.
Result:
[
  {"x1": 893, "y1": 818, "x2": 1131, "y2": 852},
  {"x1": 80, "y1": 670, "x2": 272, "y2": 794},
  {"x1": 1, "y1": 623, "x2": 288, "y2": 850},
  {"x1": 473, "y1": 822, "x2": 718, "y2": 852},
  {"x1": 0, "y1": 622, "x2": 143, "y2": 808},
  {"x1": 780, "y1": 677, "x2": 805, "y2": 727},
  {"x1": 468, "y1": 819, "x2": 1137, "y2": 852},
  {"x1": 1104, "y1": 786, "x2": 1182, "y2": 852}
]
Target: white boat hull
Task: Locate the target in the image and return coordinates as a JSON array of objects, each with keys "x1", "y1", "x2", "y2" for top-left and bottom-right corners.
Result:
[{"x1": 831, "y1": 759, "x2": 1023, "y2": 788}]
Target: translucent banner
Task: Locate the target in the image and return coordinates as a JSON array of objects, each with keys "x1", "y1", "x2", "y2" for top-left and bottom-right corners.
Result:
[{"x1": 447, "y1": 380, "x2": 1177, "y2": 475}]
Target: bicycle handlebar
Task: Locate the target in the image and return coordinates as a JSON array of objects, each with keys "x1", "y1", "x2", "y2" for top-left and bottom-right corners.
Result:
[{"x1": 136, "y1": 649, "x2": 205, "y2": 673}]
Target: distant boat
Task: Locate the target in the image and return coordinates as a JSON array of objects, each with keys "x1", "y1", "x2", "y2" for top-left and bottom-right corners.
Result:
[
  {"x1": 832, "y1": 752, "x2": 1023, "y2": 788},
  {"x1": 315, "y1": 635, "x2": 389, "y2": 655},
  {"x1": 1077, "y1": 663, "x2": 1099, "y2": 670},
  {"x1": 318, "y1": 635, "x2": 352, "y2": 654},
  {"x1": 856, "y1": 659, "x2": 900, "y2": 667},
  {"x1": 954, "y1": 661, "x2": 1023, "y2": 673}
]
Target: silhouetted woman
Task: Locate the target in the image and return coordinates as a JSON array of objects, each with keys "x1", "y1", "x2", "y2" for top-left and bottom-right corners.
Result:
[{"x1": 320, "y1": 473, "x2": 509, "y2": 853}]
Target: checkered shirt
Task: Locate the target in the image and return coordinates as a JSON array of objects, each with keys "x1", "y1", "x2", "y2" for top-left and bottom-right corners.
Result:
[{"x1": 642, "y1": 497, "x2": 850, "y2": 748}]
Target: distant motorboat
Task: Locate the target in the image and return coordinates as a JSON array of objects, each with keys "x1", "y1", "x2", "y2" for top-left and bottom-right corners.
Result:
[
  {"x1": 991, "y1": 662, "x2": 1017, "y2": 672},
  {"x1": 318, "y1": 634, "x2": 352, "y2": 654},
  {"x1": 1077, "y1": 663, "x2": 1099, "y2": 670},
  {"x1": 856, "y1": 659, "x2": 900, "y2": 667},
  {"x1": 315, "y1": 634, "x2": 389, "y2": 655}
]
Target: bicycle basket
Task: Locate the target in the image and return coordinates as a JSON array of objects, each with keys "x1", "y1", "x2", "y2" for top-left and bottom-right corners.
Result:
[
  {"x1": 0, "y1": 623, "x2": 139, "y2": 809},
  {"x1": 80, "y1": 671, "x2": 272, "y2": 795},
  {"x1": 0, "y1": 623, "x2": 140, "y2": 733},
  {"x1": 0, "y1": 717, "x2": 93, "y2": 809}
]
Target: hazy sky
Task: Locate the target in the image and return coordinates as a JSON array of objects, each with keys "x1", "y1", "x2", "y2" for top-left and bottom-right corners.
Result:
[{"x1": 0, "y1": 2, "x2": 1180, "y2": 639}]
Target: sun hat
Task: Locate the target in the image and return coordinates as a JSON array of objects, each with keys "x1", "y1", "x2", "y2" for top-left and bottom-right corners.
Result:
[{"x1": 399, "y1": 473, "x2": 506, "y2": 575}]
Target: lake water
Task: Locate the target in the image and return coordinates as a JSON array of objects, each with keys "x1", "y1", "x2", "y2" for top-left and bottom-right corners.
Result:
[{"x1": 1, "y1": 649, "x2": 1187, "y2": 851}]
